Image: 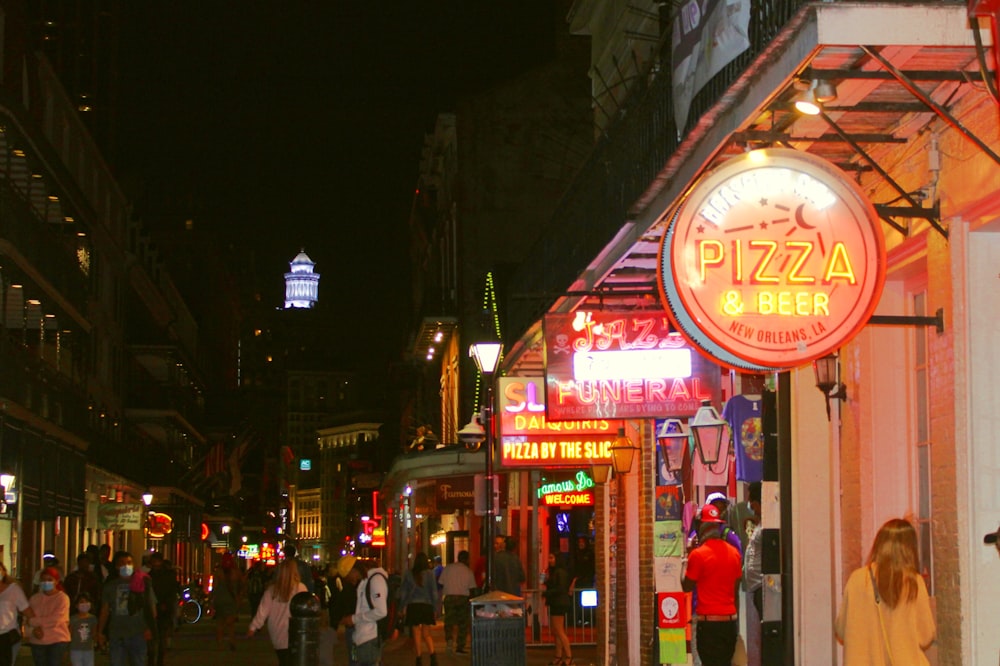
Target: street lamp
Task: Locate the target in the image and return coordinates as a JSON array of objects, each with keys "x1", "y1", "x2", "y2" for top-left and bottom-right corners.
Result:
[
  {"x1": 609, "y1": 427, "x2": 638, "y2": 475},
  {"x1": 141, "y1": 491, "x2": 153, "y2": 551},
  {"x1": 656, "y1": 419, "x2": 688, "y2": 472},
  {"x1": 469, "y1": 340, "x2": 502, "y2": 591},
  {"x1": 813, "y1": 352, "x2": 847, "y2": 420},
  {"x1": 689, "y1": 400, "x2": 728, "y2": 466},
  {"x1": 221, "y1": 524, "x2": 231, "y2": 551}
]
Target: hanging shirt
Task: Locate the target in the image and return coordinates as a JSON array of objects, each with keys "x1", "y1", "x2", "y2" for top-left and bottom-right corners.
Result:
[{"x1": 723, "y1": 394, "x2": 764, "y2": 482}]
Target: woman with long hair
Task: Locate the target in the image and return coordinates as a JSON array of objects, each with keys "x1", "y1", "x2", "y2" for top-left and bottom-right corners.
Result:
[
  {"x1": 398, "y1": 552, "x2": 438, "y2": 666},
  {"x1": 247, "y1": 560, "x2": 307, "y2": 666},
  {"x1": 835, "y1": 518, "x2": 935, "y2": 665},
  {"x1": 544, "y1": 552, "x2": 573, "y2": 665},
  {"x1": 0, "y1": 561, "x2": 34, "y2": 666},
  {"x1": 26, "y1": 567, "x2": 70, "y2": 666}
]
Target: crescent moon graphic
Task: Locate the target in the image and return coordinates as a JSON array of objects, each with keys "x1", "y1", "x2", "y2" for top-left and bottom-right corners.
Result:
[{"x1": 794, "y1": 203, "x2": 815, "y2": 229}]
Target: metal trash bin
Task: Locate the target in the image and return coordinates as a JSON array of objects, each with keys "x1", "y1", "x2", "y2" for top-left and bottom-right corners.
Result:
[{"x1": 470, "y1": 590, "x2": 526, "y2": 666}]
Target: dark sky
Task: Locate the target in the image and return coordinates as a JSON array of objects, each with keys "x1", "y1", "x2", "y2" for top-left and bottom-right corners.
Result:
[{"x1": 114, "y1": 2, "x2": 554, "y2": 376}]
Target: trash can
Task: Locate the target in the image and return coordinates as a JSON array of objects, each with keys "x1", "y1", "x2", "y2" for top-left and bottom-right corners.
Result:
[{"x1": 470, "y1": 590, "x2": 526, "y2": 666}]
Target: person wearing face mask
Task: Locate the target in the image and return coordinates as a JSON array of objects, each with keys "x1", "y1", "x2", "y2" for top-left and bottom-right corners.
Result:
[
  {"x1": 96, "y1": 553, "x2": 157, "y2": 666},
  {"x1": 27, "y1": 567, "x2": 70, "y2": 666},
  {"x1": 68, "y1": 593, "x2": 96, "y2": 666},
  {"x1": 0, "y1": 561, "x2": 35, "y2": 666}
]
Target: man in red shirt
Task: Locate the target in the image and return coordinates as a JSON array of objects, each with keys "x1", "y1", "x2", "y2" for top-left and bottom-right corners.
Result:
[{"x1": 682, "y1": 502, "x2": 742, "y2": 666}]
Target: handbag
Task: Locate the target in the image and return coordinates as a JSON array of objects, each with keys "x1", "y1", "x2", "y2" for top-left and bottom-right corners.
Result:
[{"x1": 868, "y1": 565, "x2": 895, "y2": 666}]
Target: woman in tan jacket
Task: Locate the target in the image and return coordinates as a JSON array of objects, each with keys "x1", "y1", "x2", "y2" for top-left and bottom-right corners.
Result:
[{"x1": 835, "y1": 518, "x2": 935, "y2": 665}]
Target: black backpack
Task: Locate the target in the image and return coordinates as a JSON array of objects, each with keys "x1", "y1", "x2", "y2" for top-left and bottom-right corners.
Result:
[{"x1": 364, "y1": 572, "x2": 400, "y2": 641}]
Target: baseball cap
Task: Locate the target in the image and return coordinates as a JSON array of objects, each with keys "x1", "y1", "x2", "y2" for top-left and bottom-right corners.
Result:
[
  {"x1": 985, "y1": 528, "x2": 999, "y2": 545},
  {"x1": 336, "y1": 555, "x2": 357, "y2": 579},
  {"x1": 706, "y1": 492, "x2": 728, "y2": 506},
  {"x1": 699, "y1": 503, "x2": 726, "y2": 524}
]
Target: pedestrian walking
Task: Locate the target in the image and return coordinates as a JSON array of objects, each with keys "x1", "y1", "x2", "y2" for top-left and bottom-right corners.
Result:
[
  {"x1": 147, "y1": 554, "x2": 179, "y2": 666},
  {"x1": 96, "y1": 552, "x2": 157, "y2": 666},
  {"x1": 336, "y1": 556, "x2": 388, "y2": 666},
  {"x1": 327, "y1": 564, "x2": 358, "y2": 666},
  {"x1": 0, "y1": 560, "x2": 33, "y2": 666},
  {"x1": 543, "y1": 552, "x2": 573, "y2": 666},
  {"x1": 399, "y1": 552, "x2": 438, "y2": 666},
  {"x1": 68, "y1": 592, "x2": 97, "y2": 666},
  {"x1": 437, "y1": 551, "x2": 476, "y2": 654},
  {"x1": 835, "y1": 518, "x2": 935, "y2": 665},
  {"x1": 246, "y1": 559, "x2": 307, "y2": 666},
  {"x1": 493, "y1": 537, "x2": 526, "y2": 596},
  {"x1": 246, "y1": 561, "x2": 269, "y2": 621},
  {"x1": 62, "y1": 555, "x2": 101, "y2": 619},
  {"x1": 211, "y1": 553, "x2": 245, "y2": 651},
  {"x1": 682, "y1": 502, "x2": 742, "y2": 666},
  {"x1": 282, "y1": 545, "x2": 314, "y2": 595},
  {"x1": 27, "y1": 567, "x2": 70, "y2": 666}
]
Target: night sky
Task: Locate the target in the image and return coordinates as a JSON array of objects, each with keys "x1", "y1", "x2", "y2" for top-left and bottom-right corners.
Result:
[{"x1": 114, "y1": 3, "x2": 554, "y2": 377}]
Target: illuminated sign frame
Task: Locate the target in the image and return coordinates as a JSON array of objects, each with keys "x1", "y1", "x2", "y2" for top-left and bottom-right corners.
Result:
[
  {"x1": 543, "y1": 312, "x2": 722, "y2": 421},
  {"x1": 659, "y1": 148, "x2": 885, "y2": 370},
  {"x1": 146, "y1": 512, "x2": 174, "y2": 538}
]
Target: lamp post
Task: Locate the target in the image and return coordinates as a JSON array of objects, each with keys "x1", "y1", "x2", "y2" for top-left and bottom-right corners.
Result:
[
  {"x1": 469, "y1": 340, "x2": 502, "y2": 591},
  {"x1": 142, "y1": 491, "x2": 153, "y2": 552},
  {"x1": 607, "y1": 426, "x2": 637, "y2": 664}
]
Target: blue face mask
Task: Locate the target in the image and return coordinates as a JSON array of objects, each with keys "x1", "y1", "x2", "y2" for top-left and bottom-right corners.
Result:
[
  {"x1": 119, "y1": 565, "x2": 134, "y2": 578},
  {"x1": 40, "y1": 581, "x2": 55, "y2": 592}
]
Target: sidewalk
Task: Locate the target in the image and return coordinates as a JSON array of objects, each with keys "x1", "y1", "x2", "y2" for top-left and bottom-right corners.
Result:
[
  {"x1": 380, "y1": 624, "x2": 597, "y2": 666},
  {"x1": 17, "y1": 620, "x2": 598, "y2": 666}
]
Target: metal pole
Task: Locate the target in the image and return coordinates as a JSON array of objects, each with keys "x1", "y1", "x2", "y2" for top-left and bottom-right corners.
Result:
[{"x1": 485, "y1": 382, "x2": 494, "y2": 591}]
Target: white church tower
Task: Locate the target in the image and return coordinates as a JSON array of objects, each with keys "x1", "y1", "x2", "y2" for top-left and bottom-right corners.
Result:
[{"x1": 284, "y1": 249, "x2": 320, "y2": 309}]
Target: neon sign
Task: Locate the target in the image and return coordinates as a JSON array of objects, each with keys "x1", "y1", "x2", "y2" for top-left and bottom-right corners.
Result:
[
  {"x1": 543, "y1": 313, "x2": 721, "y2": 420},
  {"x1": 537, "y1": 471, "x2": 596, "y2": 506},
  {"x1": 146, "y1": 512, "x2": 174, "y2": 538},
  {"x1": 659, "y1": 148, "x2": 885, "y2": 369},
  {"x1": 501, "y1": 436, "x2": 616, "y2": 468}
]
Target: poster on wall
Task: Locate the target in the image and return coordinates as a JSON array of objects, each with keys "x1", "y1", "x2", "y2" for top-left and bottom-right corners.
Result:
[{"x1": 543, "y1": 311, "x2": 722, "y2": 421}]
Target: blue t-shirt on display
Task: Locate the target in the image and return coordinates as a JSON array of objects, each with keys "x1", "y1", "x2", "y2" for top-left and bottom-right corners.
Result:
[{"x1": 723, "y1": 395, "x2": 764, "y2": 482}]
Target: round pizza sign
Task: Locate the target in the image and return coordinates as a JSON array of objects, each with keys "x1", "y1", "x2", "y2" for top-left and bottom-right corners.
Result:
[{"x1": 659, "y1": 148, "x2": 885, "y2": 370}]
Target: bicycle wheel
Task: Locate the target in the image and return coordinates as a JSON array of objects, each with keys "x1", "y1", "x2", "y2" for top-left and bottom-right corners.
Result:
[{"x1": 179, "y1": 600, "x2": 202, "y2": 624}]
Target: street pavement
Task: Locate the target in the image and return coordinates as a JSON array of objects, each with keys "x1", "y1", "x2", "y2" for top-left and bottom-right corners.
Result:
[{"x1": 18, "y1": 618, "x2": 598, "y2": 666}]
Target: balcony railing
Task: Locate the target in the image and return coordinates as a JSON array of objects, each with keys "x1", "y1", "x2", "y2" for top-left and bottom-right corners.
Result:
[
  {"x1": 0, "y1": 177, "x2": 88, "y2": 308},
  {"x1": 505, "y1": 0, "x2": 814, "y2": 341}
]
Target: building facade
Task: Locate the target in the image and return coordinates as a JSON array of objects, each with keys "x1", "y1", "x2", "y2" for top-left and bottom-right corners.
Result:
[{"x1": 389, "y1": 1, "x2": 1000, "y2": 664}]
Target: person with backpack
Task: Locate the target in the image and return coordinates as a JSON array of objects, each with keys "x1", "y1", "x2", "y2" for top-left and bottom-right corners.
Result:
[
  {"x1": 687, "y1": 493, "x2": 743, "y2": 555},
  {"x1": 398, "y1": 553, "x2": 439, "y2": 666},
  {"x1": 336, "y1": 556, "x2": 387, "y2": 666}
]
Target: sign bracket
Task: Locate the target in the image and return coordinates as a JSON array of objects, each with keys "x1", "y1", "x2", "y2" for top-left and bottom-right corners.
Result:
[{"x1": 867, "y1": 308, "x2": 945, "y2": 334}]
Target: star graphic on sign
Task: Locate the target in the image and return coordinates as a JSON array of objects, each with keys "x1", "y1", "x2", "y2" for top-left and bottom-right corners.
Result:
[
  {"x1": 759, "y1": 198, "x2": 768, "y2": 206},
  {"x1": 697, "y1": 224, "x2": 705, "y2": 234},
  {"x1": 759, "y1": 220, "x2": 768, "y2": 229}
]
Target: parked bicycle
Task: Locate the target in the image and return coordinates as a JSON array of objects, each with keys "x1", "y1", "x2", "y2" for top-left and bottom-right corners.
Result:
[{"x1": 178, "y1": 585, "x2": 213, "y2": 624}]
